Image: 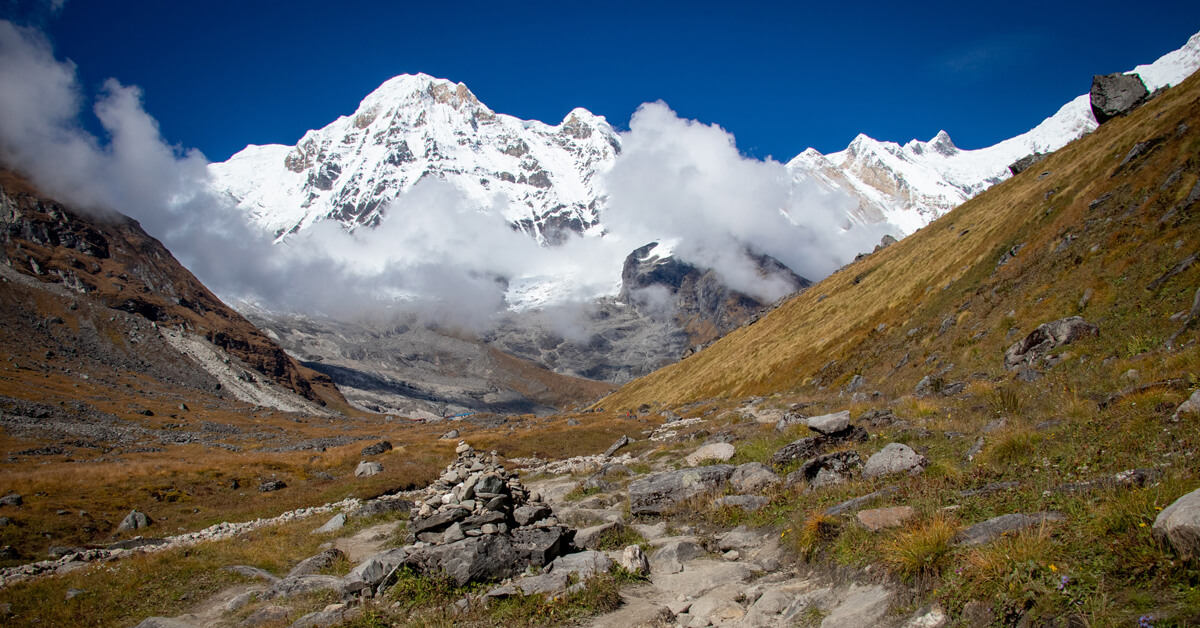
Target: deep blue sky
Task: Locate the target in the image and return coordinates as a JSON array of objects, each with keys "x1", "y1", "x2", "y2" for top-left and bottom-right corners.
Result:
[{"x1": 10, "y1": 0, "x2": 1200, "y2": 162}]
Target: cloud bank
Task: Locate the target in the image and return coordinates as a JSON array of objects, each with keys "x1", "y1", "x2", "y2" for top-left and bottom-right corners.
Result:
[{"x1": 0, "y1": 19, "x2": 890, "y2": 333}]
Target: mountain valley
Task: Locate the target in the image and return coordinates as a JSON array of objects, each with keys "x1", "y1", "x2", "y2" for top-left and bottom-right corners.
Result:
[{"x1": 2, "y1": 24, "x2": 1200, "y2": 628}]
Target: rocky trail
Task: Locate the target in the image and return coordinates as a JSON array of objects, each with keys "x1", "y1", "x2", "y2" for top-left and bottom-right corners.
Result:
[{"x1": 22, "y1": 368, "x2": 1200, "y2": 627}]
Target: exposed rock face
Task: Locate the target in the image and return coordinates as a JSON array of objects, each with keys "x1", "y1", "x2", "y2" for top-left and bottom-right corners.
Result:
[
  {"x1": 1004, "y1": 316, "x2": 1099, "y2": 371},
  {"x1": 1154, "y1": 487, "x2": 1200, "y2": 559},
  {"x1": 619, "y1": 241, "x2": 811, "y2": 349},
  {"x1": 806, "y1": 410, "x2": 851, "y2": 434},
  {"x1": 628, "y1": 465, "x2": 735, "y2": 515},
  {"x1": 1090, "y1": 73, "x2": 1150, "y2": 124},
  {"x1": 0, "y1": 170, "x2": 343, "y2": 410}
]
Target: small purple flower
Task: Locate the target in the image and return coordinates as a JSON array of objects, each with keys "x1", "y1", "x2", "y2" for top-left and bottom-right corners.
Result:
[
  {"x1": 1057, "y1": 575, "x2": 1069, "y2": 591},
  {"x1": 1139, "y1": 614, "x2": 1155, "y2": 628}
]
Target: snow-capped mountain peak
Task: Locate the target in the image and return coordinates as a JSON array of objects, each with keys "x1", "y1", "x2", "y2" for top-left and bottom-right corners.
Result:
[{"x1": 210, "y1": 73, "x2": 619, "y2": 245}]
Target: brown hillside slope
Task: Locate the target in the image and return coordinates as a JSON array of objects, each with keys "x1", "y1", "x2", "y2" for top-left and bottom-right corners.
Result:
[
  {"x1": 0, "y1": 169, "x2": 348, "y2": 409},
  {"x1": 602, "y1": 71, "x2": 1200, "y2": 410}
]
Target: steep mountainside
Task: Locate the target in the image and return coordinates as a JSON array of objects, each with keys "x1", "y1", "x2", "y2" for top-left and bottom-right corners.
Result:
[
  {"x1": 602, "y1": 67, "x2": 1200, "y2": 409},
  {"x1": 0, "y1": 169, "x2": 348, "y2": 413}
]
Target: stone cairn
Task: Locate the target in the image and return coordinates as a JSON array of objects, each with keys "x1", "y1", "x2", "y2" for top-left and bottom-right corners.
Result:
[{"x1": 400, "y1": 441, "x2": 573, "y2": 585}]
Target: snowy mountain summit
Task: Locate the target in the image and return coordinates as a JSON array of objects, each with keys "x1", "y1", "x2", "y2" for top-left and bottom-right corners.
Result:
[
  {"x1": 787, "y1": 29, "x2": 1200, "y2": 234},
  {"x1": 210, "y1": 31, "x2": 1200, "y2": 254},
  {"x1": 210, "y1": 74, "x2": 619, "y2": 244}
]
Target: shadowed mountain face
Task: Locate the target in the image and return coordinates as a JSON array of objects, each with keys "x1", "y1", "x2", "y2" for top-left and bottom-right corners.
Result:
[{"x1": 0, "y1": 169, "x2": 348, "y2": 413}]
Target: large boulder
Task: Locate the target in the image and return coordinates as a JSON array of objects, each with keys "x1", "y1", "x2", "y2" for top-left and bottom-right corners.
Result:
[
  {"x1": 1154, "y1": 487, "x2": 1200, "y2": 559},
  {"x1": 1090, "y1": 73, "x2": 1149, "y2": 124},
  {"x1": 1004, "y1": 316, "x2": 1098, "y2": 371},
  {"x1": 360, "y1": 441, "x2": 393, "y2": 457},
  {"x1": 862, "y1": 443, "x2": 928, "y2": 479},
  {"x1": 628, "y1": 465, "x2": 735, "y2": 515}
]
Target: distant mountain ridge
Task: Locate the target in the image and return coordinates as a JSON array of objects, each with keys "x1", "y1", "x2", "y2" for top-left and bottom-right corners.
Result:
[{"x1": 211, "y1": 32, "x2": 1200, "y2": 248}]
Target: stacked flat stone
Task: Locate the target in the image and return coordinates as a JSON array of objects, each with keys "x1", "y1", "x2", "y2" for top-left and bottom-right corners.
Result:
[{"x1": 408, "y1": 441, "x2": 559, "y2": 546}]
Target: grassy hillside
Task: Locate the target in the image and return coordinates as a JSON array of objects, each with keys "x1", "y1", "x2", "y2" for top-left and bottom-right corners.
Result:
[{"x1": 602, "y1": 70, "x2": 1200, "y2": 410}]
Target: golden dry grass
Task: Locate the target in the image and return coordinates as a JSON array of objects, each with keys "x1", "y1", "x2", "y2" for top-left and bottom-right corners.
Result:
[{"x1": 600, "y1": 70, "x2": 1200, "y2": 411}]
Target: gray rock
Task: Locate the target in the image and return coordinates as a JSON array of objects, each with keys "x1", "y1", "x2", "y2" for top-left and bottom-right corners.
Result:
[
  {"x1": 117, "y1": 509, "x2": 152, "y2": 532},
  {"x1": 475, "y1": 473, "x2": 506, "y2": 494},
  {"x1": 845, "y1": 375, "x2": 866, "y2": 394},
  {"x1": 1090, "y1": 72, "x2": 1149, "y2": 124},
  {"x1": 410, "y1": 507, "x2": 469, "y2": 536},
  {"x1": 807, "y1": 410, "x2": 851, "y2": 434},
  {"x1": 223, "y1": 565, "x2": 280, "y2": 582},
  {"x1": 259, "y1": 479, "x2": 286, "y2": 492},
  {"x1": 730, "y1": 462, "x2": 781, "y2": 493},
  {"x1": 0, "y1": 494, "x2": 22, "y2": 507},
  {"x1": 286, "y1": 548, "x2": 346, "y2": 579},
  {"x1": 239, "y1": 605, "x2": 290, "y2": 626},
  {"x1": 574, "y1": 522, "x2": 619, "y2": 549},
  {"x1": 548, "y1": 549, "x2": 613, "y2": 578},
  {"x1": 603, "y1": 435, "x2": 630, "y2": 457},
  {"x1": 628, "y1": 465, "x2": 734, "y2": 515},
  {"x1": 713, "y1": 495, "x2": 769, "y2": 511},
  {"x1": 312, "y1": 513, "x2": 345, "y2": 534},
  {"x1": 965, "y1": 436, "x2": 985, "y2": 462},
  {"x1": 265, "y1": 574, "x2": 348, "y2": 600},
  {"x1": 769, "y1": 436, "x2": 827, "y2": 467},
  {"x1": 619, "y1": 545, "x2": 650, "y2": 576},
  {"x1": 956, "y1": 512, "x2": 1066, "y2": 546},
  {"x1": 826, "y1": 486, "x2": 899, "y2": 516},
  {"x1": 862, "y1": 443, "x2": 928, "y2": 479},
  {"x1": 439, "y1": 429, "x2": 459, "y2": 439},
  {"x1": 819, "y1": 584, "x2": 893, "y2": 628},
  {"x1": 1173, "y1": 389, "x2": 1200, "y2": 421},
  {"x1": 790, "y1": 450, "x2": 863, "y2": 489},
  {"x1": 290, "y1": 605, "x2": 360, "y2": 628},
  {"x1": 484, "y1": 572, "x2": 570, "y2": 598},
  {"x1": 354, "y1": 461, "x2": 383, "y2": 477},
  {"x1": 650, "y1": 538, "x2": 705, "y2": 574},
  {"x1": 1154, "y1": 487, "x2": 1200, "y2": 559},
  {"x1": 513, "y1": 503, "x2": 551, "y2": 527},
  {"x1": 1008, "y1": 152, "x2": 1048, "y2": 176},
  {"x1": 685, "y1": 442, "x2": 735, "y2": 466},
  {"x1": 1004, "y1": 316, "x2": 1098, "y2": 371},
  {"x1": 360, "y1": 440, "x2": 392, "y2": 457},
  {"x1": 442, "y1": 522, "x2": 466, "y2": 543},
  {"x1": 402, "y1": 527, "x2": 571, "y2": 586}
]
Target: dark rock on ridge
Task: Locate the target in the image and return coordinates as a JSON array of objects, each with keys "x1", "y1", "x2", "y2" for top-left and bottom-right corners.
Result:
[{"x1": 1091, "y1": 73, "x2": 1149, "y2": 124}]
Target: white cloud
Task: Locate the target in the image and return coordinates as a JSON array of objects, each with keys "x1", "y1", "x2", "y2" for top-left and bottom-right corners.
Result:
[{"x1": 601, "y1": 101, "x2": 888, "y2": 302}]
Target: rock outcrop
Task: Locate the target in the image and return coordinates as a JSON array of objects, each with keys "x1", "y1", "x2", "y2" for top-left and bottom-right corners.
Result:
[
  {"x1": 1004, "y1": 316, "x2": 1098, "y2": 371},
  {"x1": 628, "y1": 465, "x2": 735, "y2": 516},
  {"x1": 1090, "y1": 73, "x2": 1150, "y2": 124}
]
